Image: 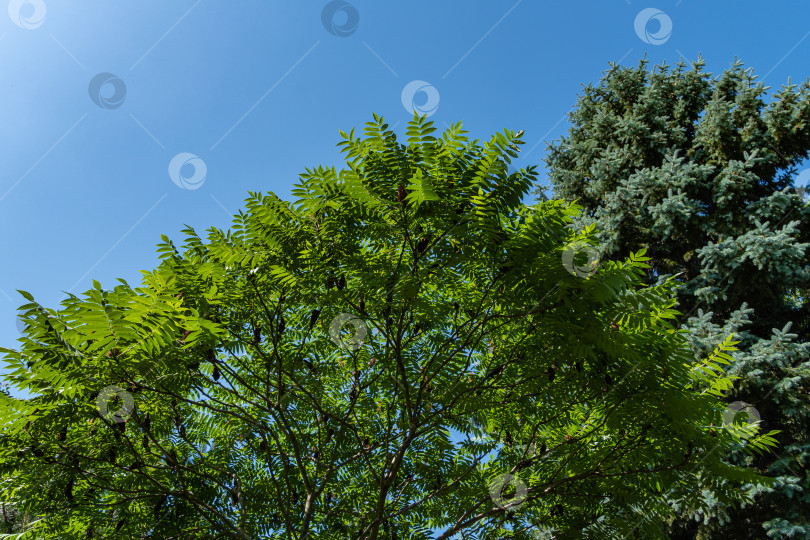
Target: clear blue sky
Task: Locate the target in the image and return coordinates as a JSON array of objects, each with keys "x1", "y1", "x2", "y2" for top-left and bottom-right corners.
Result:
[{"x1": 1, "y1": 0, "x2": 809, "y2": 391}]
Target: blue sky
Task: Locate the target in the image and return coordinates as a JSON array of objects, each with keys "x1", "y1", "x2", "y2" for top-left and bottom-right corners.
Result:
[{"x1": 1, "y1": 0, "x2": 809, "y2": 393}]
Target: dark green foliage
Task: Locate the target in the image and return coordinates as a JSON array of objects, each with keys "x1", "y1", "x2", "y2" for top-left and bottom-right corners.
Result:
[{"x1": 539, "y1": 56, "x2": 810, "y2": 538}]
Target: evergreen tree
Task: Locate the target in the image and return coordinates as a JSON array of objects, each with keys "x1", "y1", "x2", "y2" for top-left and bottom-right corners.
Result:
[{"x1": 538, "y1": 56, "x2": 810, "y2": 538}]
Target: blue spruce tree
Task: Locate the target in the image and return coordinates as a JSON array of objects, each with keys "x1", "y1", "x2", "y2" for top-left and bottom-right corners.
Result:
[{"x1": 538, "y1": 56, "x2": 810, "y2": 538}]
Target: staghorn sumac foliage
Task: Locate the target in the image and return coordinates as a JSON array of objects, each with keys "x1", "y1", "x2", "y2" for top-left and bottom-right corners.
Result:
[{"x1": 0, "y1": 114, "x2": 777, "y2": 539}]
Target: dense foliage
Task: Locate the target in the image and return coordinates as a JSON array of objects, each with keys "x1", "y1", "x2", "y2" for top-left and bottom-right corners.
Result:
[
  {"x1": 0, "y1": 115, "x2": 777, "y2": 538},
  {"x1": 538, "y1": 57, "x2": 810, "y2": 538}
]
